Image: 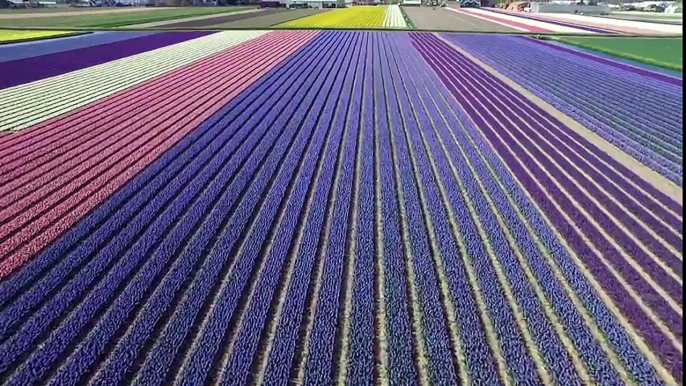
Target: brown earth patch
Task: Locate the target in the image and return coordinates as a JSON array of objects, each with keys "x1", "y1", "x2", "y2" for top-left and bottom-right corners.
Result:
[
  {"x1": 405, "y1": 7, "x2": 516, "y2": 32},
  {"x1": 209, "y1": 9, "x2": 328, "y2": 28}
]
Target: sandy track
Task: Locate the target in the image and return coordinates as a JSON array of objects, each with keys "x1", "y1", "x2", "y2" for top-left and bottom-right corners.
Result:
[
  {"x1": 139, "y1": 8, "x2": 263, "y2": 28},
  {"x1": 404, "y1": 7, "x2": 516, "y2": 32},
  {"x1": 208, "y1": 9, "x2": 327, "y2": 28}
]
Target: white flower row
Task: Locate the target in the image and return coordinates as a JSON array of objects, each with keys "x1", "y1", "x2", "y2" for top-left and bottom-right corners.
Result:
[{"x1": 383, "y1": 5, "x2": 408, "y2": 28}]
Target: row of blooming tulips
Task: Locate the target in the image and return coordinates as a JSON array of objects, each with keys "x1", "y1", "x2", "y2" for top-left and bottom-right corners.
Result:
[
  {"x1": 279, "y1": 6, "x2": 407, "y2": 29},
  {"x1": 0, "y1": 30, "x2": 680, "y2": 385}
]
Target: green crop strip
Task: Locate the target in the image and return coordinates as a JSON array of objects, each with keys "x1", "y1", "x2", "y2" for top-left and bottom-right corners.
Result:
[
  {"x1": 550, "y1": 36, "x2": 683, "y2": 72},
  {"x1": 0, "y1": 7, "x2": 252, "y2": 29}
]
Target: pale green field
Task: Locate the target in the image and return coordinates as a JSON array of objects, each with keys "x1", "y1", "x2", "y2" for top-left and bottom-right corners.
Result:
[
  {"x1": 0, "y1": 29, "x2": 75, "y2": 43},
  {"x1": 0, "y1": 7, "x2": 251, "y2": 28}
]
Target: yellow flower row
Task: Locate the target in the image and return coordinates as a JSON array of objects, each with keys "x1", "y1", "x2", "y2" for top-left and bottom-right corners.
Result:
[
  {"x1": 279, "y1": 6, "x2": 387, "y2": 28},
  {"x1": 0, "y1": 30, "x2": 74, "y2": 43}
]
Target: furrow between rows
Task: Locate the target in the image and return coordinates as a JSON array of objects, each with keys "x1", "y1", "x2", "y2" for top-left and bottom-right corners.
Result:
[{"x1": 412, "y1": 33, "x2": 682, "y2": 384}]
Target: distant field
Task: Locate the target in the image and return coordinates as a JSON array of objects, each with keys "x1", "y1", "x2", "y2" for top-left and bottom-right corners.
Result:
[
  {"x1": 404, "y1": 7, "x2": 516, "y2": 32},
  {"x1": 608, "y1": 11, "x2": 683, "y2": 20},
  {"x1": 208, "y1": 9, "x2": 326, "y2": 28},
  {"x1": 0, "y1": 7, "x2": 251, "y2": 28},
  {"x1": 156, "y1": 8, "x2": 272, "y2": 29},
  {"x1": 555, "y1": 36, "x2": 683, "y2": 71},
  {"x1": 602, "y1": 12, "x2": 683, "y2": 25},
  {"x1": 0, "y1": 7, "x2": 98, "y2": 14},
  {"x1": 278, "y1": 6, "x2": 386, "y2": 28},
  {"x1": 0, "y1": 29, "x2": 75, "y2": 43}
]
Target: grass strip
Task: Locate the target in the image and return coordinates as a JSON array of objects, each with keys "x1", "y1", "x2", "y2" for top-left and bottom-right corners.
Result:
[
  {"x1": 0, "y1": 7, "x2": 252, "y2": 28},
  {"x1": 0, "y1": 29, "x2": 83, "y2": 44},
  {"x1": 550, "y1": 36, "x2": 683, "y2": 72}
]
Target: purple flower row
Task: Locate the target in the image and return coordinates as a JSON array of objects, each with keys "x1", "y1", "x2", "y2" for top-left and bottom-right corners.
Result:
[
  {"x1": 0, "y1": 31, "x2": 330, "y2": 385},
  {"x1": 131, "y1": 32, "x2": 347, "y2": 386},
  {"x1": 437, "y1": 35, "x2": 683, "y2": 310},
  {"x1": 0, "y1": 32, "x2": 156, "y2": 64},
  {"x1": 439, "y1": 37, "x2": 684, "y2": 260},
  {"x1": 288, "y1": 30, "x2": 364, "y2": 386},
  {"x1": 398, "y1": 34, "x2": 504, "y2": 386},
  {"x1": 380, "y1": 32, "x2": 461, "y2": 385},
  {"x1": 475, "y1": 33, "x2": 683, "y2": 324},
  {"x1": 339, "y1": 31, "x2": 378, "y2": 386},
  {"x1": 526, "y1": 37, "x2": 682, "y2": 86},
  {"x1": 368, "y1": 32, "x2": 421, "y2": 385},
  {"x1": 415, "y1": 32, "x2": 612, "y2": 385},
  {"x1": 445, "y1": 34, "x2": 683, "y2": 185},
  {"x1": 442, "y1": 34, "x2": 683, "y2": 237},
  {"x1": 415, "y1": 34, "x2": 561, "y2": 385},
  {"x1": 416, "y1": 33, "x2": 681, "y2": 382},
  {"x1": 220, "y1": 31, "x2": 359, "y2": 386},
  {"x1": 411, "y1": 31, "x2": 667, "y2": 385},
  {"x1": 0, "y1": 32, "x2": 212, "y2": 91}
]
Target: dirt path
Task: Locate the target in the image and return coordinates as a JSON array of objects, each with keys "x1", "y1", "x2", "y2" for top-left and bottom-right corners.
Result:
[
  {"x1": 209, "y1": 9, "x2": 327, "y2": 28},
  {"x1": 129, "y1": 8, "x2": 262, "y2": 28},
  {"x1": 404, "y1": 7, "x2": 516, "y2": 32}
]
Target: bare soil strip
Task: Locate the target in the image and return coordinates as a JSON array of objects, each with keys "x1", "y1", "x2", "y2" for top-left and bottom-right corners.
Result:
[
  {"x1": 154, "y1": 9, "x2": 276, "y2": 29},
  {"x1": 130, "y1": 9, "x2": 262, "y2": 28},
  {"x1": 208, "y1": 9, "x2": 327, "y2": 28},
  {"x1": 404, "y1": 7, "x2": 516, "y2": 32}
]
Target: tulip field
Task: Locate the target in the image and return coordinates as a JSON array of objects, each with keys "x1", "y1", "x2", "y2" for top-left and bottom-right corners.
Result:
[
  {"x1": 0, "y1": 30, "x2": 76, "y2": 43},
  {"x1": 0, "y1": 30, "x2": 682, "y2": 386},
  {"x1": 278, "y1": 6, "x2": 407, "y2": 28}
]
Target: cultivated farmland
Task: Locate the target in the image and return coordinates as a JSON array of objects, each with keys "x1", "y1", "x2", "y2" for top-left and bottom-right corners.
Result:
[
  {"x1": 0, "y1": 6, "x2": 252, "y2": 28},
  {"x1": 278, "y1": 6, "x2": 406, "y2": 28},
  {"x1": 0, "y1": 28, "x2": 682, "y2": 386},
  {"x1": 0, "y1": 29, "x2": 75, "y2": 43},
  {"x1": 553, "y1": 36, "x2": 683, "y2": 71},
  {"x1": 155, "y1": 9, "x2": 285, "y2": 29},
  {"x1": 404, "y1": 7, "x2": 517, "y2": 32},
  {"x1": 208, "y1": 9, "x2": 328, "y2": 28}
]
